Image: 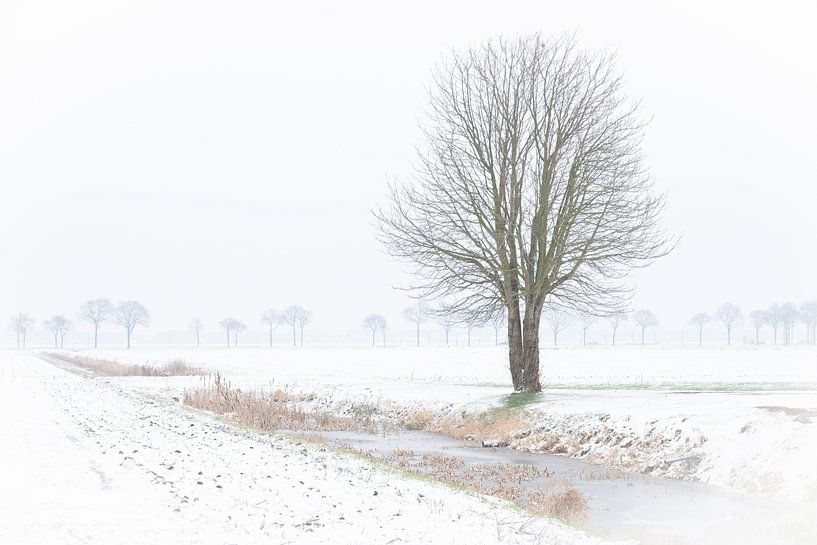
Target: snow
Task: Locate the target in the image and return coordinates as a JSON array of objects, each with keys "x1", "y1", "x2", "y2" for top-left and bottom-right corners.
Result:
[
  {"x1": 83, "y1": 345, "x2": 817, "y2": 501},
  {"x1": 0, "y1": 350, "x2": 611, "y2": 545}
]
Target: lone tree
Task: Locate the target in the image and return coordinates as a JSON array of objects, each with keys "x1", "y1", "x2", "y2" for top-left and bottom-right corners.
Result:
[
  {"x1": 800, "y1": 301, "x2": 817, "y2": 344},
  {"x1": 79, "y1": 298, "x2": 113, "y2": 348},
  {"x1": 779, "y1": 303, "x2": 799, "y2": 345},
  {"x1": 362, "y1": 314, "x2": 386, "y2": 347},
  {"x1": 579, "y1": 313, "x2": 595, "y2": 346},
  {"x1": 45, "y1": 315, "x2": 71, "y2": 348},
  {"x1": 189, "y1": 318, "x2": 204, "y2": 347},
  {"x1": 749, "y1": 310, "x2": 767, "y2": 344},
  {"x1": 114, "y1": 301, "x2": 150, "y2": 349},
  {"x1": 219, "y1": 318, "x2": 239, "y2": 347},
  {"x1": 714, "y1": 303, "x2": 742, "y2": 345},
  {"x1": 491, "y1": 312, "x2": 505, "y2": 346},
  {"x1": 632, "y1": 309, "x2": 657, "y2": 345},
  {"x1": 261, "y1": 309, "x2": 281, "y2": 347},
  {"x1": 545, "y1": 305, "x2": 572, "y2": 346},
  {"x1": 689, "y1": 313, "x2": 711, "y2": 346},
  {"x1": 9, "y1": 313, "x2": 35, "y2": 349},
  {"x1": 375, "y1": 35, "x2": 670, "y2": 392},
  {"x1": 282, "y1": 305, "x2": 311, "y2": 347},
  {"x1": 402, "y1": 302, "x2": 426, "y2": 347},
  {"x1": 607, "y1": 311, "x2": 627, "y2": 346}
]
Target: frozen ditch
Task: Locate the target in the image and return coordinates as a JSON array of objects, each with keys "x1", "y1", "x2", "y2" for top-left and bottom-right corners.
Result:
[{"x1": 317, "y1": 429, "x2": 817, "y2": 545}]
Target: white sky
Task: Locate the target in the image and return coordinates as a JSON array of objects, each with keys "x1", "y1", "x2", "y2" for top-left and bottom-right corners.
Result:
[{"x1": 1, "y1": 0, "x2": 815, "y2": 345}]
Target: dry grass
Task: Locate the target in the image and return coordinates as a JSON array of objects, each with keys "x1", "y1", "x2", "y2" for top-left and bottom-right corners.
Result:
[
  {"x1": 184, "y1": 373, "x2": 378, "y2": 433},
  {"x1": 435, "y1": 410, "x2": 528, "y2": 444},
  {"x1": 45, "y1": 352, "x2": 205, "y2": 377},
  {"x1": 527, "y1": 485, "x2": 587, "y2": 523}
]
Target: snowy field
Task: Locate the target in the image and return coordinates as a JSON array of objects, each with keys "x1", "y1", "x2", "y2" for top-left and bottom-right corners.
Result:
[
  {"x1": 0, "y1": 351, "x2": 608, "y2": 545},
  {"x1": 84, "y1": 345, "x2": 817, "y2": 501}
]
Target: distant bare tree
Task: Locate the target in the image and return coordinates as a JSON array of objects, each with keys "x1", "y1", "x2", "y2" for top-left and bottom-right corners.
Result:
[
  {"x1": 438, "y1": 311, "x2": 457, "y2": 347},
  {"x1": 261, "y1": 309, "x2": 281, "y2": 347},
  {"x1": 714, "y1": 303, "x2": 741, "y2": 345},
  {"x1": 579, "y1": 314, "x2": 595, "y2": 346},
  {"x1": 79, "y1": 298, "x2": 113, "y2": 348},
  {"x1": 749, "y1": 310, "x2": 767, "y2": 344},
  {"x1": 464, "y1": 317, "x2": 482, "y2": 347},
  {"x1": 189, "y1": 318, "x2": 204, "y2": 347},
  {"x1": 282, "y1": 306, "x2": 311, "y2": 347},
  {"x1": 800, "y1": 301, "x2": 817, "y2": 344},
  {"x1": 44, "y1": 315, "x2": 71, "y2": 348},
  {"x1": 607, "y1": 312, "x2": 628, "y2": 346},
  {"x1": 219, "y1": 318, "x2": 238, "y2": 347},
  {"x1": 233, "y1": 320, "x2": 247, "y2": 347},
  {"x1": 374, "y1": 35, "x2": 671, "y2": 391},
  {"x1": 779, "y1": 303, "x2": 799, "y2": 345},
  {"x1": 490, "y1": 312, "x2": 505, "y2": 347},
  {"x1": 362, "y1": 314, "x2": 386, "y2": 347},
  {"x1": 632, "y1": 309, "x2": 657, "y2": 345},
  {"x1": 544, "y1": 305, "x2": 572, "y2": 346},
  {"x1": 10, "y1": 313, "x2": 35, "y2": 349},
  {"x1": 114, "y1": 301, "x2": 150, "y2": 349},
  {"x1": 689, "y1": 313, "x2": 710, "y2": 346},
  {"x1": 766, "y1": 303, "x2": 782, "y2": 344},
  {"x1": 402, "y1": 302, "x2": 426, "y2": 347}
]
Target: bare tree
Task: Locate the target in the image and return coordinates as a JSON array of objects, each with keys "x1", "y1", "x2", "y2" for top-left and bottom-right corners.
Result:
[
  {"x1": 779, "y1": 303, "x2": 799, "y2": 345},
  {"x1": 606, "y1": 311, "x2": 627, "y2": 346},
  {"x1": 714, "y1": 303, "x2": 742, "y2": 345},
  {"x1": 464, "y1": 317, "x2": 483, "y2": 347},
  {"x1": 374, "y1": 35, "x2": 671, "y2": 391},
  {"x1": 749, "y1": 310, "x2": 767, "y2": 345},
  {"x1": 219, "y1": 318, "x2": 238, "y2": 348},
  {"x1": 402, "y1": 302, "x2": 426, "y2": 347},
  {"x1": 800, "y1": 301, "x2": 817, "y2": 345},
  {"x1": 114, "y1": 301, "x2": 150, "y2": 349},
  {"x1": 544, "y1": 305, "x2": 572, "y2": 346},
  {"x1": 261, "y1": 309, "x2": 280, "y2": 347},
  {"x1": 10, "y1": 313, "x2": 35, "y2": 349},
  {"x1": 233, "y1": 320, "x2": 247, "y2": 347},
  {"x1": 579, "y1": 313, "x2": 595, "y2": 346},
  {"x1": 362, "y1": 313, "x2": 386, "y2": 347},
  {"x1": 45, "y1": 315, "x2": 71, "y2": 348},
  {"x1": 632, "y1": 309, "x2": 657, "y2": 345},
  {"x1": 282, "y1": 306, "x2": 311, "y2": 347},
  {"x1": 189, "y1": 318, "x2": 204, "y2": 347},
  {"x1": 689, "y1": 313, "x2": 710, "y2": 346},
  {"x1": 79, "y1": 298, "x2": 113, "y2": 348},
  {"x1": 490, "y1": 312, "x2": 505, "y2": 347},
  {"x1": 766, "y1": 303, "x2": 782, "y2": 344}
]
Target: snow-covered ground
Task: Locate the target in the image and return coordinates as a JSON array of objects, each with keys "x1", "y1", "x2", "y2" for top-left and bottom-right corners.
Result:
[
  {"x1": 1, "y1": 350, "x2": 610, "y2": 545},
  {"x1": 83, "y1": 345, "x2": 817, "y2": 501}
]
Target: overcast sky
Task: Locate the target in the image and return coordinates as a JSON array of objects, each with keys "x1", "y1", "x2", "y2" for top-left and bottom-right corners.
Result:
[{"x1": 1, "y1": 0, "x2": 815, "y2": 345}]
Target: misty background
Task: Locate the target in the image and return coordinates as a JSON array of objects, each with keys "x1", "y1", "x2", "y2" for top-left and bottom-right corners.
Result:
[{"x1": 1, "y1": 0, "x2": 815, "y2": 347}]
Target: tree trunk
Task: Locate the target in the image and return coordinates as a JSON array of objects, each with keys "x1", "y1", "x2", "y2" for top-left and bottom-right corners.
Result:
[
  {"x1": 727, "y1": 326, "x2": 731, "y2": 345},
  {"x1": 698, "y1": 327, "x2": 702, "y2": 346},
  {"x1": 494, "y1": 326, "x2": 498, "y2": 346},
  {"x1": 196, "y1": 331, "x2": 200, "y2": 347},
  {"x1": 54, "y1": 332, "x2": 58, "y2": 348},
  {"x1": 226, "y1": 329, "x2": 230, "y2": 348},
  {"x1": 612, "y1": 326, "x2": 617, "y2": 346},
  {"x1": 507, "y1": 304, "x2": 524, "y2": 391},
  {"x1": 371, "y1": 329, "x2": 376, "y2": 347},
  {"x1": 22, "y1": 332, "x2": 26, "y2": 349},
  {"x1": 415, "y1": 322, "x2": 420, "y2": 347},
  {"x1": 292, "y1": 324, "x2": 296, "y2": 347},
  {"x1": 126, "y1": 328, "x2": 131, "y2": 349},
  {"x1": 641, "y1": 326, "x2": 645, "y2": 345},
  {"x1": 269, "y1": 327, "x2": 273, "y2": 347},
  {"x1": 521, "y1": 311, "x2": 542, "y2": 392},
  {"x1": 299, "y1": 325, "x2": 304, "y2": 347},
  {"x1": 467, "y1": 328, "x2": 471, "y2": 347},
  {"x1": 94, "y1": 324, "x2": 99, "y2": 349}
]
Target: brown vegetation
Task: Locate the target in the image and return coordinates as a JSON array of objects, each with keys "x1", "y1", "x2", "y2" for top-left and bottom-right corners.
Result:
[
  {"x1": 44, "y1": 352, "x2": 204, "y2": 377},
  {"x1": 184, "y1": 373, "x2": 378, "y2": 433}
]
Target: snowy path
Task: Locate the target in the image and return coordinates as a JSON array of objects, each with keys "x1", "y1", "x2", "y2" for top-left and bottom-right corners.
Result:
[{"x1": 0, "y1": 352, "x2": 604, "y2": 545}]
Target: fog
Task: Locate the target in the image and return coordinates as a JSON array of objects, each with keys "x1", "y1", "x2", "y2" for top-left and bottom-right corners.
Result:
[{"x1": 1, "y1": 0, "x2": 815, "y2": 345}]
